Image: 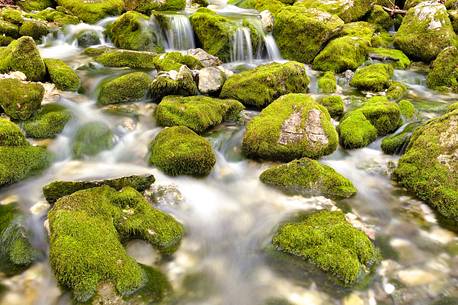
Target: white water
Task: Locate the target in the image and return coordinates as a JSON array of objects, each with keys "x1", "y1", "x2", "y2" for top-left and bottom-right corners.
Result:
[
  {"x1": 263, "y1": 34, "x2": 282, "y2": 61},
  {"x1": 164, "y1": 14, "x2": 196, "y2": 51},
  {"x1": 231, "y1": 27, "x2": 253, "y2": 63}
]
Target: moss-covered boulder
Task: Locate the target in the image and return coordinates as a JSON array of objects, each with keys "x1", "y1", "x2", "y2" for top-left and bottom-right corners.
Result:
[
  {"x1": 242, "y1": 94, "x2": 338, "y2": 162},
  {"x1": 0, "y1": 7, "x2": 24, "y2": 25},
  {"x1": 0, "y1": 36, "x2": 46, "y2": 81},
  {"x1": 399, "y1": 99, "x2": 416, "y2": 119},
  {"x1": 98, "y1": 72, "x2": 151, "y2": 105},
  {"x1": 318, "y1": 71, "x2": 336, "y2": 94},
  {"x1": 367, "y1": 4, "x2": 394, "y2": 31},
  {"x1": 149, "y1": 126, "x2": 216, "y2": 177},
  {"x1": 125, "y1": 0, "x2": 186, "y2": 14},
  {"x1": 153, "y1": 51, "x2": 203, "y2": 72},
  {"x1": 72, "y1": 121, "x2": 114, "y2": 158},
  {"x1": 150, "y1": 66, "x2": 198, "y2": 103},
  {"x1": 56, "y1": 0, "x2": 123, "y2": 24},
  {"x1": 338, "y1": 111, "x2": 378, "y2": 149},
  {"x1": 273, "y1": 6, "x2": 344, "y2": 63},
  {"x1": 358, "y1": 96, "x2": 402, "y2": 135},
  {"x1": 272, "y1": 210, "x2": 379, "y2": 286},
  {"x1": 48, "y1": 186, "x2": 183, "y2": 302},
  {"x1": 189, "y1": 8, "x2": 237, "y2": 62},
  {"x1": 0, "y1": 19, "x2": 19, "y2": 39},
  {"x1": 76, "y1": 30, "x2": 101, "y2": 48},
  {"x1": 22, "y1": 104, "x2": 71, "y2": 139},
  {"x1": 0, "y1": 78, "x2": 44, "y2": 120},
  {"x1": 393, "y1": 109, "x2": 458, "y2": 228},
  {"x1": 155, "y1": 96, "x2": 244, "y2": 133},
  {"x1": 93, "y1": 48, "x2": 157, "y2": 69},
  {"x1": 350, "y1": 63, "x2": 394, "y2": 92},
  {"x1": 19, "y1": 20, "x2": 48, "y2": 41},
  {"x1": 260, "y1": 158, "x2": 356, "y2": 199},
  {"x1": 18, "y1": 0, "x2": 54, "y2": 11},
  {"x1": 394, "y1": 2, "x2": 456, "y2": 62},
  {"x1": 31, "y1": 7, "x2": 80, "y2": 26},
  {"x1": 44, "y1": 58, "x2": 80, "y2": 91},
  {"x1": 381, "y1": 122, "x2": 421, "y2": 155},
  {"x1": 426, "y1": 46, "x2": 458, "y2": 93},
  {"x1": 295, "y1": 0, "x2": 372, "y2": 23},
  {"x1": 368, "y1": 47, "x2": 411, "y2": 69},
  {"x1": 220, "y1": 61, "x2": 310, "y2": 108},
  {"x1": 386, "y1": 81, "x2": 408, "y2": 101},
  {"x1": 319, "y1": 95, "x2": 344, "y2": 119},
  {"x1": 0, "y1": 118, "x2": 28, "y2": 147}
]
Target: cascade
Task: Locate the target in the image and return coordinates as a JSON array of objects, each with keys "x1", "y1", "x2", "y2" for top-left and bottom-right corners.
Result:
[
  {"x1": 164, "y1": 14, "x2": 196, "y2": 51},
  {"x1": 231, "y1": 27, "x2": 253, "y2": 63}
]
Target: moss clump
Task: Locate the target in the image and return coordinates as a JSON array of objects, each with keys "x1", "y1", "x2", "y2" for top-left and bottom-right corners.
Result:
[
  {"x1": 98, "y1": 72, "x2": 151, "y2": 105},
  {"x1": 49, "y1": 186, "x2": 184, "y2": 302},
  {"x1": 272, "y1": 210, "x2": 379, "y2": 286},
  {"x1": 30, "y1": 7, "x2": 80, "y2": 25},
  {"x1": 273, "y1": 6, "x2": 344, "y2": 63},
  {"x1": 19, "y1": 20, "x2": 48, "y2": 41},
  {"x1": 125, "y1": 0, "x2": 186, "y2": 14},
  {"x1": 448, "y1": 102, "x2": 458, "y2": 113},
  {"x1": 22, "y1": 104, "x2": 71, "y2": 139},
  {"x1": 149, "y1": 126, "x2": 215, "y2": 177},
  {"x1": 0, "y1": 36, "x2": 14, "y2": 46},
  {"x1": 56, "y1": 0, "x2": 123, "y2": 24},
  {"x1": 350, "y1": 63, "x2": 394, "y2": 92},
  {"x1": 386, "y1": 81, "x2": 407, "y2": 100},
  {"x1": 153, "y1": 51, "x2": 203, "y2": 72},
  {"x1": 381, "y1": 122, "x2": 420, "y2": 155},
  {"x1": 393, "y1": 109, "x2": 458, "y2": 227},
  {"x1": 150, "y1": 66, "x2": 198, "y2": 103},
  {"x1": 155, "y1": 96, "x2": 244, "y2": 133},
  {"x1": 318, "y1": 71, "x2": 336, "y2": 94},
  {"x1": 189, "y1": 8, "x2": 237, "y2": 62},
  {"x1": 18, "y1": 0, "x2": 54, "y2": 11},
  {"x1": 295, "y1": 0, "x2": 372, "y2": 23},
  {"x1": 0, "y1": 7, "x2": 24, "y2": 25},
  {"x1": 93, "y1": 49, "x2": 157, "y2": 69},
  {"x1": 339, "y1": 21, "x2": 376, "y2": 41},
  {"x1": 360, "y1": 96, "x2": 402, "y2": 135},
  {"x1": 367, "y1": 4, "x2": 394, "y2": 31},
  {"x1": 0, "y1": 118, "x2": 28, "y2": 147},
  {"x1": 319, "y1": 95, "x2": 344, "y2": 119},
  {"x1": 371, "y1": 31, "x2": 394, "y2": 48},
  {"x1": 44, "y1": 58, "x2": 80, "y2": 91},
  {"x1": 242, "y1": 94, "x2": 338, "y2": 162},
  {"x1": 426, "y1": 46, "x2": 458, "y2": 93},
  {"x1": 260, "y1": 158, "x2": 356, "y2": 199},
  {"x1": 368, "y1": 47, "x2": 411, "y2": 69},
  {"x1": 72, "y1": 121, "x2": 114, "y2": 158},
  {"x1": 76, "y1": 30, "x2": 101, "y2": 48},
  {"x1": 0, "y1": 78, "x2": 44, "y2": 120},
  {"x1": 338, "y1": 111, "x2": 378, "y2": 149},
  {"x1": 0, "y1": 36, "x2": 46, "y2": 81},
  {"x1": 398, "y1": 100, "x2": 416, "y2": 119},
  {"x1": 0, "y1": 19, "x2": 19, "y2": 38},
  {"x1": 220, "y1": 61, "x2": 310, "y2": 108}
]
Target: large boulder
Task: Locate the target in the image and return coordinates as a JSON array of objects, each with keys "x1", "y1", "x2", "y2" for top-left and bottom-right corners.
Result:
[
  {"x1": 22, "y1": 104, "x2": 72, "y2": 139},
  {"x1": 295, "y1": 0, "x2": 372, "y2": 23},
  {"x1": 393, "y1": 109, "x2": 458, "y2": 228},
  {"x1": 125, "y1": 0, "x2": 186, "y2": 14},
  {"x1": 56, "y1": 0, "x2": 124, "y2": 24},
  {"x1": 98, "y1": 72, "x2": 152, "y2": 105},
  {"x1": 220, "y1": 61, "x2": 310, "y2": 108},
  {"x1": 242, "y1": 94, "x2": 338, "y2": 162},
  {"x1": 273, "y1": 6, "x2": 344, "y2": 63},
  {"x1": 0, "y1": 78, "x2": 44, "y2": 120},
  {"x1": 350, "y1": 63, "x2": 394, "y2": 92},
  {"x1": 150, "y1": 66, "x2": 198, "y2": 103},
  {"x1": 394, "y1": 1, "x2": 456, "y2": 62},
  {"x1": 426, "y1": 46, "x2": 458, "y2": 93},
  {"x1": 44, "y1": 58, "x2": 81, "y2": 91}
]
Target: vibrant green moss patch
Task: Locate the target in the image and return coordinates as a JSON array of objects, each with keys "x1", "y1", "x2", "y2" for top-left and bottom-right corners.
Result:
[
  {"x1": 368, "y1": 47, "x2": 411, "y2": 69},
  {"x1": 94, "y1": 49, "x2": 157, "y2": 69},
  {"x1": 30, "y1": 7, "x2": 80, "y2": 25},
  {"x1": 18, "y1": 0, "x2": 54, "y2": 11},
  {"x1": 56, "y1": 0, "x2": 123, "y2": 24},
  {"x1": 153, "y1": 51, "x2": 203, "y2": 72},
  {"x1": 0, "y1": 78, "x2": 44, "y2": 120},
  {"x1": 317, "y1": 71, "x2": 336, "y2": 94},
  {"x1": 0, "y1": 19, "x2": 19, "y2": 38},
  {"x1": 350, "y1": 63, "x2": 394, "y2": 92},
  {"x1": 44, "y1": 58, "x2": 80, "y2": 91},
  {"x1": 22, "y1": 104, "x2": 71, "y2": 138},
  {"x1": 426, "y1": 46, "x2": 458, "y2": 93},
  {"x1": 398, "y1": 99, "x2": 416, "y2": 119},
  {"x1": 72, "y1": 121, "x2": 114, "y2": 158},
  {"x1": 381, "y1": 122, "x2": 420, "y2": 155},
  {"x1": 98, "y1": 72, "x2": 151, "y2": 105},
  {"x1": 386, "y1": 81, "x2": 407, "y2": 101},
  {"x1": 150, "y1": 66, "x2": 198, "y2": 103},
  {"x1": 125, "y1": 0, "x2": 186, "y2": 14},
  {"x1": 338, "y1": 111, "x2": 378, "y2": 149},
  {"x1": 319, "y1": 95, "x2": 344, "y2": 119},
  {"x1": 19, "y1": 20, "x2": 48, "y2": 41},
  {"x1": 0, "y1": 118, "x2": 28, "y2": 147},
  {"x1": 359, "y1": 96, "x2": 401, "y2": 135},
  {"x1": 295, "y1": 0, "x2": 372, "y2": 23}
]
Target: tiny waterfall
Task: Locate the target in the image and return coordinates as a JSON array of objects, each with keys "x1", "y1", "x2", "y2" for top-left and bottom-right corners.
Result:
[
  {"x1": 231, "y1": 27, "x2": 253, "y2": 63},
  {"x1": 164, "y1": 14, "x2": 196, "y2": 51},
  {"x1": 263, "y1": 34, "x2": 282, "y2": 61}
]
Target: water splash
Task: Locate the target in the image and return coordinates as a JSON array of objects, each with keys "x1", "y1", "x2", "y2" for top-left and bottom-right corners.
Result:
[
  {"x1": 231, "y1": 27, "x2": 253, "y2": 63},
  {"x1": 164, "y1": 14, "x2": 196, "y2": 51},
  {"x1": 263, "y1": 34, "x2": 282, "y2": 61}
]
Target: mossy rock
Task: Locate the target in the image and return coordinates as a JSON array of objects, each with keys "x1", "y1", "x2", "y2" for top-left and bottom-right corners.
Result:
[
  {"x1": 394, "y1": 2, "x2": 456, "y2": 62},
  {"x1": 0, "y1": 36, "x2": 46, "y2": 81},
  {"x1": 19, "y1": 20, "x2": 49, "y2": 41},
  {"x1": 426, "y1": 46, "x2": 458, "y2": 93},
  {"x1": 350, "y1": 63, "x2": 394, "y2": 92},
  {"x1": 318, "y1": 71, "x2": 336, "y2": 94},
  {"x1": 149, "y1": 126, "x2": 216, "y2": 177},
  {"x1": 399, "y1": 99, "x2": 416, "y2": 119},
  {"x1": 0, "y1": 118, "x2": 28, "y2": 147},
  {"x1": 94, "y1": 49, "x2": 157, "y2": 69},
  {"x1": 44, "y1": 58, "x2": 80, "y2": 91},
  {"x1": 359, "y1": 96, "x2": 402, "y2": 135},
  {"x1": 242, "y1": 94, "x2": 338, "y2": 162},
  {"x1": 319, "y1": 95, "x2": 344, "y2": 119},
  {"x1": 189, "y1": 8, "x2": 237, "y2": 62},
  {"x1": 0, "y1": 7, "x2": 24, "y2": 25},
  {"x1": 449, "y1": 9, "x2": 458, "y2": 33},
  {"x1": 0, "y1": 19, "x2": 19, "y2": 38},
  {"x1": 381, "y1": 122, "x2": 421, "y2": 155},
  {"x1": 260, "y1": 158, "x2": 356, "y2": 199},
  {"x1": 368, "y1": 47, "x2": 411, "y2": 69},
  {"x1": 155, "y1": 95, "x2": 244, "y2": 134},
  {"x1": 0, "y1": 35, "x2": 14, "y2": 46},
  {"x1": 30, "y1": 7, "x2": 80, "y2": 25},
  {"x1": 272, "y1": 210, "x2": 380, "y2": 286},
  {"x1": 153, "y1": 51, "x2": 203, "y2": 72},
  {"x1": 220, "y1": 61, "x2": 310, "y2": 108},
  {"x1": 98, "y1": 72, "x2": 151, "y2": 105},
  {"x1": 22, "y1": 104, "x2": 71, "y2": 139},
  {"x1": 125, "y1": 0, "x2": 186, "y2": 14},
  {"x1": 150, "y1": 66, "x2": 198, "y2": 103},
  {"x1": 56, "y1": 0, "x2": 123, "y2": 24},
  {"x1": 448, "y1": 102, "x2": 458, "y2": 113},
  {"x1": 386, "y1": 81, "x2": 407, "y2": 101},
  {"x1": 367, "y1": 4, "x2": 394, "y2": 31},
  {"x1": 371, "y1": 31, "x2": 394, "y2": 48},
  {"x1": 295, "y1": 0, "x2": 372, "y2": 23},
  {"x1": 229, "y1": 0, "x2": 286, "y2": 15},
  {"x1": 76, "y1": 30, "x2": 101, "y2": 48},
  {"x1": 339, "y1": 21, "x2": 376, "y2": 42},
  {"x1": 43, "y1": 174, "x2": 156, "y2": 204},
  {"x1": 0, "y1": 78, "x2": 44, "y2": 120},
  {"x1": 48, "y1": 186, "x2": 183, "y2": 302},
  {"x1": 273, "y1": 6, "x2": 344, "y2": 64},
  {"x1": 393, "y1": 109, "x2": 458, "y2": 228},
  {"x1": 338, "y1": 111, "x2": 378, "y2": 149},
  {"x1": 72, "y1": 121, "x2": 114, "y2": 158},
  {"x1": 18, "y1": 0, "x2": 54, "y2": 11}
]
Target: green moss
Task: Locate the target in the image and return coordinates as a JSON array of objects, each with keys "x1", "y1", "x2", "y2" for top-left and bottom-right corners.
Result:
[
  {"x1": 0, "y1": 36, "x2": 46, "y2": 81},
  {"x1": 19, "y1": 20, "x2": 48, "y2": 41},
  {"x1": 260, "y1": 158, "x2": 356, "y2": 199},
  {"x1": 72, "y1": 121, "x2": 114, "y2": 158},
  {"x1": 149, "y1": 126, "x2": 216, "y2": 177},
  {"x1": 189, "y1": 8, "x2": 237, "y2": 62},
  {"x1": 273, "y1": 6, "x2": 344, "y2": 63},
  {"x1": 0, "y1": 19, "x2": 19, "y2": 38},
  {"x1": 44, "y1": 58, "x2": 80, "y2": 91},
  {"x1": 350, "y1": 63, "x2": 394, "y2": 92},
  {"x1": 368, "y1": 47, "x2": 411, "y2": 69},
  {"x1": 431, "y1": 297, "x2": 458, "y2": 305},
  {"x1": 426, "y1": 46, "x2": 458, "y2": 93},
  {"x1": 272, "y1": 210, "x2": 379, "y2": 286},
  {"x1": 339, "y1": 21, "x2": 376, "y2": 42},
  {"x1": 318, "y1": 71, "x2": 336, "y2": 94},
  {"x1": 94, "y1": 49, "x2": 157, "y2": 69},
  {"x1": 30, "y1": 7, "x2": 80, "y2": 25},
  {"x1": 76, "y1": 30, "x2": 101, "y2": 48},
  {"x1": 368, "y1": 4, "x2": 394, "y2": 31},
  {"x1": 448, "y1": 102, "x2": 458, "y2": 112},
  {"x1": 0, "y1": 78, "x2": 44, "y2": 120},
  {"x1": 398, "y1": 99, "x2": 416, "y2": 119},
  {"x1": 125, "y1": 0, "x2": 186, "y2": 14},
  {"x1": 0, "y1": 36, "x2": 14, "y2": 46},
  {"x1": 150, "y1": 66, "x2": 198, "y2": 103},
  {"x1": 359, "y1": 96, "x2": 402, "y2": 135},
  {"x1": 18, "y1": 0, "x2": 54, "y2": 11},
  {"x1": 56, "y1": 0, "x2": 123, "y2": 24},
  {"x1": 242, "y1": 94, "x2": 338, "y2": 161},
  {"x1": 371, "y1": 31, "x2": 394, "y2": 48},
  {"x1": 155, "y1": 95, "x2": 244, "y2": 133},
  {"x1": 381, "y1": 122, "x2": 420, "y2": 154},
  {"x1": 0, "y1": 118, "x2": 28, "y2": 146},
  {"x1": 220, "y1": 61, "x2": 310, "y2": 108},
  {"x1": 338, "y1": 111, "x2": 378, "y2": 149},
  {"x1": 295, "y1": 0, "x2": 372, "y2": 23},
  {"x1": 153, "y1": 51, "x2": 203, "y2": 72},
  {"x1": 49, "y1": 186, "x2": 183, "y2": 302},
  {"x1": 22, "y1": 104, "x2": 71, "y2": 138},
  {"x1": 319, "y1": 95, "x2": 344, "y2": 119},
  {"x1": 98, "y1": 72, "x2": 151, "y2": 105},
  {"x1": 0, "y1": 7, "x2": 24, "y2": 25},
  {"x1": 386, "y1": 81, "x2": 407, "y2": 100}
]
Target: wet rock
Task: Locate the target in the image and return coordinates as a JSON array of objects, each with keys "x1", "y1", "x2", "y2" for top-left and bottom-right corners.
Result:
[
  {"x1": 0, "y1": 78, "x2": 44, "y2": 120},
  {"x1": 186, "y1": 48, "x2": 222, "y2": 67},
  {"x1": 94, "y1": 48, "x2": 157, "y2": 69},
  {"x1": 44, "y1": 58, "x2": 81, "y2": 92},
  {"x1": 72, "y1": 121, "x2": 114, "y2": 159},
  {"x1": 98, "y1": 72, "x2": 152, "y2": 105},
  {"x1": 56, "y1": 0, "x2": 124, "y2": 24},
  {"x1": 350, "y1": 63, "x2": 394, "y2": 92},
  {"x1": 76, "y1": 30, "x2": 101, "y2": 48},
  {"x1": 126, "y1": 0, "x2": 186, "y2": 14},
  {"x1": 153, "y1": 51, "x2": 203, "y2": 72},
  {"x1": 198, "y1": 66, "x2": 226, "y2": 95},
  {"x1": 150, "y1": 66, "x2": 198, "y2": 103},
  {"x1": 148, "y1": 184, "x2": 184, "y2": 206},
  {"x1": 427, "y1": 46, "x2": 458, "y2": 93},
  {"x1": 260, "y1": 10, "x2": 274, "y2": 32},
  {"x1": 19, "y1": 20, "x2": 48, "y2": 41},
  {"x1": 22, "y1": 104, "x2": 72, "y2": 139},
  {"x1": 381, "y1": 122, "x2": 421, "y2": 155}
]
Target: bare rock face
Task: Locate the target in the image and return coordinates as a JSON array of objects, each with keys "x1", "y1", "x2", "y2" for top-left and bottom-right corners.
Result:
[
  {"x1": 260, "y1": 10, "x2": 274, "y2": 32},
  {"x1": 186, "y1": 48, "x2": 223, "y2": 67},
  {"x1": 198, "y1": 66, "x2": 226, "y2": 95}
]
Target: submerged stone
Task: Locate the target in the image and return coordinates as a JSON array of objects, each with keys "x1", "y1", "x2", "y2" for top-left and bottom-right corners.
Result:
[
  {"x1": 0, "y1": 78, "x2": 44, "y2": 120},
  {"x1": 98, "y1": 72, "x2": 152, "y2": 105},
  {"x1": 350, "y1": 63, "x2": 394, "y2": 92},
  {"x1": 44, "y1": 58, "x2": 80, "y2": 91},
  {"x1": 72, "y1": 121, "x2": 114, "y2": 159},
  {"x1": 22, "y1": 104, "x2": 72, "y2": 139}
]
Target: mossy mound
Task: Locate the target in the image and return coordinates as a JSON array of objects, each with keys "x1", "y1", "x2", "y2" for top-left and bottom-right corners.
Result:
[
  {"x1": 76, "y1": 30, "x2": 101, "y2": 48},
  {"x1": 368, "y1": 47, "x2": 411, "y2": 69},
  {"x1": 0, "y1": 118, "x2": 28, "y2": 147},
  {"x1": 319, "y1": 95, "x2": 344, "y2": 119},
  {"x1": 427, "y1": 46, "x2": 458, "y2": 93},
  {"x1": 318, "y1": 71, "x2": 336, "y2": 94},
  {"x1": 273, "y1": 6, "x2": 344, "y2": 63},
  {"x1": 260, "y1": 158, "x2": 356, "y2": 199},
  {"x1": 295, "y1": 0, "x2": 372, "y2": 23},
  {"x1": 0, "y1": 78, "x2": 44, "y2": 120},
  {"x1": 150, "y1": 66, "x2": 198, "y2": 103},
  {"x1": 338, "y1": 111, "x2": 378, "y2": 149},
  {"x1": 18, "y1": 0, "x2": 54, "y2": 12},
  {"x1": 72, "y1": 121, "x2": 114, "y2": 158},
  {"x1": 153, "y1": 51, "x2": 203, "y2": 72},
  {"x1": 393, "y1": 110, "x2": 458, "y2": 228},
  {"x1": 0, "y1": 7, "x2": 24, "y2": 25},
  {"x1": 358, "y1": 96, "x2": 402, "y2": 135},
  {"x1": 272, "y1": 210, "x2": 379, "y2": 286},
  {"x1": 98, "y1": 72, "x2": 152, "y2": 105},
  {"x1": 125, "y1": 0, "x2": 186, "y2": 14},
  {"x1": 350, "y1": 63, "x2": 394, "y2": 92},
  {"x1": 93, "y1": 48, "x2": 157, "y2": 69},
  {"x1": 44, "y1": 58, "x2": 80, "y2": 91},
  {"x1": 386, "y1": 81, "x2": 408, "y2": 101},
  {"x1": 381, "y1": 122, "x2": 421, "y2": 155},
  {"x1": 48, "y1": 186, "x2": 184, "y2": 302},
  {"x1": 56, "y1": 0, "x2": 123, "y2": 24},
  {"x1": 242, "y1": 94, "x2": 338, "y2": 162},
  {"x1": 399, "y1": 100, "x2": 416, "y2": 119},
  {"x1": 149, "y1": 126, "x2": 216, "y2": 177},
  {"x1": 30, "y1": 7, "x2": 80, "y2": 26},
  {"x1": 0, "y1": 19, "x2": 19, "y2": 39},
  {"x1": 19, "y1": 20, "x2": 49, "y2": 41},
  {"x1": 22, "y1": 104, "x2": 71, "y2": 139},
  {"x1": 220, "y1": 61, "x2": 310, "y2": 108},
  {"x1": 155, "y1": 95, "x2": 244, "y2": 133},
  {"x1": 367, "y1": 4, "x2": 393, "y2": 31}
]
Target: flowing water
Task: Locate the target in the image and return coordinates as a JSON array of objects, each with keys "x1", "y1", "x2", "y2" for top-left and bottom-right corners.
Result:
[
  {"x1": 1, "y1": 4, "x2": 458, "y2": 305},
  {"x1": 231, "y1": 27, "x2": 254, "y2": 63},
  {"x1": 164, "y1": 14, "x2": 196, "y2": 51}
]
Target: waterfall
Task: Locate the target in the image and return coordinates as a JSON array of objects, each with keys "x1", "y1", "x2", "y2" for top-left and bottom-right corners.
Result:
[
  {"x1": 263, "y1": 34, "x2": 282, "y2": 61},
  {"x1": 164, "y1": 14, "x2": 196, "y2": 51},
  {"x1": 231, "y1": 27, "x2": 253, "y2": 63}
]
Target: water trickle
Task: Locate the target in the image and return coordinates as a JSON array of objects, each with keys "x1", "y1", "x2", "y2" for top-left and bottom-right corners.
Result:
[
  {"x1": 263, "y1": 34, "x2": 282, "y2": 61},
  {"x1": 231, "y1": 27, "x2": 253, "y2": 63},
  {"x1": 164, "y1": 14, "x2": 196, "y2": 51}
]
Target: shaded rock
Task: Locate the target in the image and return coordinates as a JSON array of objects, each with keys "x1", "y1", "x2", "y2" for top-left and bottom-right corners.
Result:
[
  {"x1": 427, "y1": 46, "x2": 458, "y2": 93},
  {"x1": 19, "y1": 20, "x2": 48, "y2": 41},
  {"x1": 72, "y1": 121, "x2": 114, "y2": 158},
  {"x1": 76, "y1": 30, "x2": 101, "y2": 48}
]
